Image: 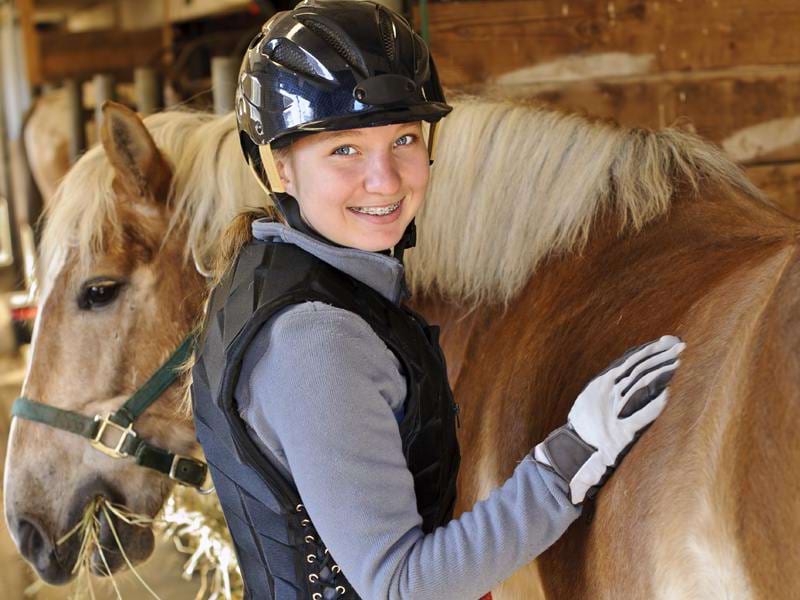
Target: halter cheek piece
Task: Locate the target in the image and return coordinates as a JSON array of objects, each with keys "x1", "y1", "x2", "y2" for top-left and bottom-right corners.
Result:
[{"x1": 11, "y1": 335, "x2": 211, "y2": 491}]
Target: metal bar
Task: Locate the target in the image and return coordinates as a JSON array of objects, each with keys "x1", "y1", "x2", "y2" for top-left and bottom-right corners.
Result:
[
  {"x1": 65, "y1": 78, "x2": 86, "y2": 163},
  {"x1": 93, "y1": 73, "x2": 115, "y2": 133},
  {"x1": 211, "y1": 56, "x2": 236, "y2": 115},
  {"x1": 134, "y1": 67, "x2": 162, "y2": 116}
]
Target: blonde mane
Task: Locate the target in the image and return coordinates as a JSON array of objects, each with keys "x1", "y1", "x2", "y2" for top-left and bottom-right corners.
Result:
[
  {"x1": 406, "y1": 97, "x2": 765, "y2": 305},
  {"x1": 40, "y1": 97, "x2": 764, "y2": 304}
]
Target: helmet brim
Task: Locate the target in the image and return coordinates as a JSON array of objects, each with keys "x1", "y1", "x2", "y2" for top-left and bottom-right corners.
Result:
[{"x1": 269, "y1": 102, "x2": 452, "y2": 148}]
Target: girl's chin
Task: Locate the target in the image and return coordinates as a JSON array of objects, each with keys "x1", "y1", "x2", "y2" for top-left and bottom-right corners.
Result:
[
  {"x1": 352, "y1": 236, "x2": 403, "y2": 252},
  {"x1": 344, "y1": 221, "x2": 410, "y2": 251},
  {"x1": 347, "y1": 228, "x2": 406, "y2": 252}
]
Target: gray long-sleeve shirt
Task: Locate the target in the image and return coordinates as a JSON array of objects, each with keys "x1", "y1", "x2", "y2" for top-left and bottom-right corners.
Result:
[{"x1": 235, "y1": 220, "x2": 580, "y2": 599}]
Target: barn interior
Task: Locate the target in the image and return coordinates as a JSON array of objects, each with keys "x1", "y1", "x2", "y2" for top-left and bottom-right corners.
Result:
[{"x1": 1, "y1": 1, "x2": 798, "y2": 598}]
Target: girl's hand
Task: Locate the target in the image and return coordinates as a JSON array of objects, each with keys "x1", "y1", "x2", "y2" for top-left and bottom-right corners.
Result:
[{"x1": 534, "y1": 336, "x2": 686, "y2": 504}]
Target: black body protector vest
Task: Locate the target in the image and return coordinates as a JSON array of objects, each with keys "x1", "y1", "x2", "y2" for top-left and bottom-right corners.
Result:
[{"x1": 191, "y1": 240, "x2": 460, "y2": 600}]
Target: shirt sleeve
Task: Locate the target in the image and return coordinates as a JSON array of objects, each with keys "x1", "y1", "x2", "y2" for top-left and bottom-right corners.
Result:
[{"x1": 241, "y1": 303, "x2": 581, "y2": 600}]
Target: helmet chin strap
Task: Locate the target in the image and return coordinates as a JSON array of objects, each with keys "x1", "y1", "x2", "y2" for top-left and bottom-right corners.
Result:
[
  {"x1": 392, "y1": 219, "x2": 416, "y2": 263},
  {"x1": 272, "y1": 192, "x2": 345, "y2": 248}
]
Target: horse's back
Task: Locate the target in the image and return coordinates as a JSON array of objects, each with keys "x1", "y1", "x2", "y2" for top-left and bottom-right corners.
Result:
[
  {"x1": 545, "y1": 196, "x2": 800, "y2": 599},
  {"x1": 427, "y1": 191, "x2": 800, "y2": 599}
]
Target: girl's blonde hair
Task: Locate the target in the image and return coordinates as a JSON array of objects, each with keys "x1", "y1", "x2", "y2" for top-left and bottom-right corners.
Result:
[
  {"x1": 212, "y1": 204, "x2": 287, "y2": 286},
  {"x1": 211, "y1": 145, "x2": 291, "y2": 285}
]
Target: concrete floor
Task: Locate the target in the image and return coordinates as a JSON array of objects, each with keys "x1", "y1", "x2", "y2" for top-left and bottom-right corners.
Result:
[{"x1": 0, "y1": 349, "x2": 206, "y2": 600}]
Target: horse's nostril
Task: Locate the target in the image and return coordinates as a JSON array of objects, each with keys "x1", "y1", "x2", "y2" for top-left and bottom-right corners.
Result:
[
  {"x1": 17, "y1": 517, "x2": 48, "y2": 564},
  {"x1": 14, "y1": 515, "x2": 74, "y2": 584}
]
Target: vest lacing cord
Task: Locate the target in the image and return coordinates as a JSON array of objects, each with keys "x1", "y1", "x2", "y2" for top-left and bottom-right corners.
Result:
[{"x1": 296, "y1": 504, "x2": 348, "y2": 599}]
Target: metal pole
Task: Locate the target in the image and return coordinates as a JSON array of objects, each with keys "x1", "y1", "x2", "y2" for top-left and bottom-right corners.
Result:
[
  {"x1": 64, "y1": 78, "x2": 86, "y2": 163},
  {"x1": 211, "y1": 56, "x2": 236, "y2": 115},
  {"x1": 93, "y1": 73, "x2": 115, "y2": 133},
  {"x1": 134, "y1": 67, "x2": 161, "y2": 116}
]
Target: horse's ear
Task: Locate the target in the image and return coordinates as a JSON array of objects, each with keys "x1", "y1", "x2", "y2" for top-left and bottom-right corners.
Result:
[{"x1": 100, "y1": 101, "x2": 170, "y2": 202}]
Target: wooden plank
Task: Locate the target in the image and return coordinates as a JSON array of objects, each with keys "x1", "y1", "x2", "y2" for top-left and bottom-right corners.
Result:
[
  {"x1": 66, "y1": 3, "x2": 116, "y2": 32},
  {"x1": 118, "y1": 0, "x2": 165, "y2": 31},
  {"x1": 420, "y1": 0, "x2": 800, "y2": 87},
  {"x1": 17, "y1": 0, "x2": 41, "y2": 86},
  {"x1": 35, "y1": 0, "x2": 103, "y2": 9},
  {"x1": 477, "y1": 65, "x2": 800, "y2": 164},
  {"x1": 37, "y1": 28, "x2": 164, "y2": 82},
  {"x1": 746, "y1": 162, "x2": 800, "y2": 219},
  {"x1": 166, "y1": 0, "x2": 249, "y2": 23}
]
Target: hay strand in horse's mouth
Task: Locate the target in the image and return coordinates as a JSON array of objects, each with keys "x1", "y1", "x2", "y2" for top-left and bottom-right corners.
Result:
[
  {"x1": 100, "y1": 502, "x2": 161, "y2": 599},
  {"x1": 50, "y1": 491, "x2": 241, "y2": 599},
  {"x1": 55, "y1": 496, "x2": 160, "y2": 600}
]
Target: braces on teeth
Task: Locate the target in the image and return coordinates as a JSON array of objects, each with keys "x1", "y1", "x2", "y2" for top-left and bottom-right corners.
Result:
[{"x1": 351, "y1": 201, "x2": 401, "y2": 216}]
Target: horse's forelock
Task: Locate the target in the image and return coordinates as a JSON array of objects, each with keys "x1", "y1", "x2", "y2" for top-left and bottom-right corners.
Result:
[{"x1": 38, "y1": 109, "x2": 259, "y2": 285}]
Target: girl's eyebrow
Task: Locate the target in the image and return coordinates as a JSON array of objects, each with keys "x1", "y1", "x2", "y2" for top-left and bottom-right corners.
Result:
[
  {"x1": 318, "y1": 130, "x2": 364, "y2": 143},
  {"x1": 318, "y1": 125, "x2": 418, "y2": 144}
]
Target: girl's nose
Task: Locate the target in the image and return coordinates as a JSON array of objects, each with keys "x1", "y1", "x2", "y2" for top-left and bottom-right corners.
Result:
[{"x1": 364, "y1": 153, "x2": 402, "y2": 196}]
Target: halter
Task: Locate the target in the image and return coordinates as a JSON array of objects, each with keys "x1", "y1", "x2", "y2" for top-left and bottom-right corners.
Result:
[{"x1": 11, "y1": 335, "x2": 209, "y2": 490}]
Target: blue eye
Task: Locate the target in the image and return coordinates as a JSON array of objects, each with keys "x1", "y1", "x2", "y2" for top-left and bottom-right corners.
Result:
[
  {"x1": 395, "y1": 134, "x2": 417, "y2": 146},
  {"x1": 333, "y1": 145, "x2": 357, "y2": 156}
]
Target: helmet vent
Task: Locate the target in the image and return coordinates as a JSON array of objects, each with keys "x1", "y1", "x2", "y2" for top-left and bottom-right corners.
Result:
[
  {"x1": 296, "y1": 15, "x2": 368, "y2": 78},
  {"x1": 412, "y1": 36, "x2": 429, "y2": 80},
  {"x1": 270, "y1": 40, "x2": 326, "y2": 82},
  {"x1": 378, "y1": 10, "x2": 396, "y2": 64}
]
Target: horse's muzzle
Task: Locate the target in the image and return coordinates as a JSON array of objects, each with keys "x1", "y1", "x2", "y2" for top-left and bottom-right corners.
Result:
[{"x1": 9, "y1": 477, "x2": 156, "y2": 584}]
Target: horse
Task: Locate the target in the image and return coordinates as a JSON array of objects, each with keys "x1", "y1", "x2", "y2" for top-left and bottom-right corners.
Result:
[
  {"x1": 23, "y1": 87, "x2": 72, "y2": 207},
  {"x1": 5, "y1": 96, "x2": 799, "y2": 599}
]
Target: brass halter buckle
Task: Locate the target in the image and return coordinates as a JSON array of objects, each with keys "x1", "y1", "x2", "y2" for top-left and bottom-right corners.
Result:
[
  {"x1": 91, "y1": 414, "x2": 137, "y2": 458},
  {"x1": 169, "y1": 454, "x2": 206, "y2": 483}
]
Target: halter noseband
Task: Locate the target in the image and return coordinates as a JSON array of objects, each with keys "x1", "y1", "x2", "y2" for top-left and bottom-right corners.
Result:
[{"x1": 11, "y1": 335, "x2": 209, "y2": 491}]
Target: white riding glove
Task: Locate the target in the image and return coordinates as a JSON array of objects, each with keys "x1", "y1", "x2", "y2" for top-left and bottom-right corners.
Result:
[{"x1": 534, "y1": 335, "x2": 685, "y2": 505}]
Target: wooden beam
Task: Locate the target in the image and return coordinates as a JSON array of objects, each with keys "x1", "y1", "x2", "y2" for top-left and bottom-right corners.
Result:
[
  {"x1": 476, "y1": 65, "x2": 800, "y2": 164},
  {"x1": 165, "y1": 0, "x2": 249, "y2": 23},
  {"x1": 746, "y1": 161, "x2": 800, "y2": 219},
  {"x1": 17, "y1": 0, "x2": 42, "y2": 86},
  {"x1": 34, "y1": 0, "x2": 104, "y2": 9},
  {"x1": 37, "y1": 28, "x2": 164, "y2": 83},
  {"x1": 421, "y1": 0, "x2": 800, "y2": 88}
]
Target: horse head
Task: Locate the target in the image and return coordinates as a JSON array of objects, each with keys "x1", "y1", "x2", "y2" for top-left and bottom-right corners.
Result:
[{"x1": 4, "y1": 102, "x2": 207, "y2": 583}]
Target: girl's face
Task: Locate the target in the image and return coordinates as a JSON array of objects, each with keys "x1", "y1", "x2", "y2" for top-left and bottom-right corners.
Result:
[{"x1": 275, "y1": 121, "x2": 429, "y2": 252}]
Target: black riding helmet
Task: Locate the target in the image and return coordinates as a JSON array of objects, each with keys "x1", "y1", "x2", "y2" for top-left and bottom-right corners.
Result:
[{"x1": 236, "y1": 0, "x2": 451, "y2": 259}]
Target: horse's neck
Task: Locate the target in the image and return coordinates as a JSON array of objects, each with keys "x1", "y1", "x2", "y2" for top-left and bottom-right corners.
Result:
[
  {"x1": 416, "y1": 189, "x2": 799, "y2": 514},
  {"x1": 520, "y1": 192, "x2": 798, "y2": 597}
]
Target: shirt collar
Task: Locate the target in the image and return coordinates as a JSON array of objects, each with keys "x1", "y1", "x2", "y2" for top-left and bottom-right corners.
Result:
[{"x1": 251, "y1": 219, "x2": 407, "y2": 304}]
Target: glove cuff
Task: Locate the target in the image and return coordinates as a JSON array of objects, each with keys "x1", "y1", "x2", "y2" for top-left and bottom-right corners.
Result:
[{"x1": 534, "y1": 424, "x2": 596, "y2": 487}]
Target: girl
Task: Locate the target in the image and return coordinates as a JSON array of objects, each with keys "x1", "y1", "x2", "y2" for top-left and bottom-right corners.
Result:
[{"x1": 191, "y1": 2, "x2": 685, "y2": 599}]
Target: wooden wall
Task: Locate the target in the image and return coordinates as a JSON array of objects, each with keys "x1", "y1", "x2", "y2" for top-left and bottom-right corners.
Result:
[{"x1": 418, "y1": 0, "x2": 800, "y2": 216}]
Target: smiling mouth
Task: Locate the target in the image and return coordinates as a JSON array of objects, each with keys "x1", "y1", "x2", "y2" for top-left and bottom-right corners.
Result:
[{"x1": 348, "y1": 198, "x2": 403, "y2": 216}]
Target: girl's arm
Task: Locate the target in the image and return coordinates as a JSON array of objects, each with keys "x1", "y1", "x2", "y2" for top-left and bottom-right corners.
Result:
[{"x1": 240, "y1": 302, "x2": 579, "y2": 600}]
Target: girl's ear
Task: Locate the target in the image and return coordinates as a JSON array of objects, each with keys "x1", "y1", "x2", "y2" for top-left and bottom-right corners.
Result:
[
  {"x1": 275, "y1": 155, "x2": 296, "y2": 197},
  {"x1": 258, "y1": 144, "x2": 295, "y2": 195}
]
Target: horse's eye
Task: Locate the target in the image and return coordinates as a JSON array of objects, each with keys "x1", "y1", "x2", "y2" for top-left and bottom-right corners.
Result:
[{"x1": 78, "y1": 280, "x2": 122, "y2": 310}]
